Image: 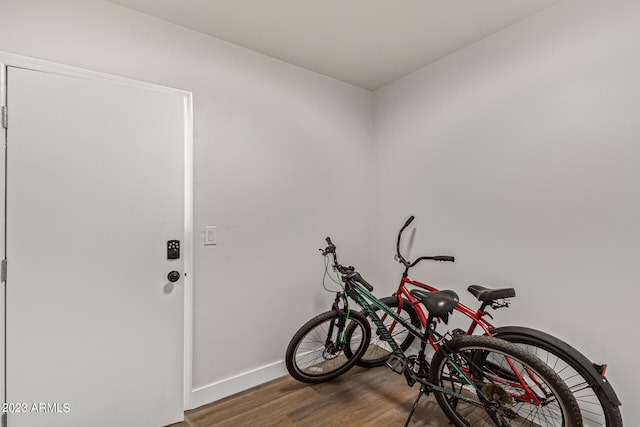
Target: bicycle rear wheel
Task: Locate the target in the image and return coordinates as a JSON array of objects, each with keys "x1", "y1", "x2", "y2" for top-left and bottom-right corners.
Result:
[
  {"x1": 492, "y1": 328, "x2": 622, "y2": 427},
  {"x1": 430, "y1": 335, "x2": 582, "y2": 426},
  {"x1": 285, "y1": 310, "x2": 370, "y2": 383}
]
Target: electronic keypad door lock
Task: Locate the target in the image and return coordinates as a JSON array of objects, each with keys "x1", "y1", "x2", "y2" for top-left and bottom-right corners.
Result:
[
  {"x1": 167, "y1": 240, "x2": 180, "y2": 259},
  {"x1": 167, "y1": 271, "x2": 181, "y2": 283}
]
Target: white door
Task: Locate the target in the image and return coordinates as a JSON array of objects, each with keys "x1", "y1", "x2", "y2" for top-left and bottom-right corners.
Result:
[{"x1": 3, "y1": 66, "x2": 187, "y2": 427}]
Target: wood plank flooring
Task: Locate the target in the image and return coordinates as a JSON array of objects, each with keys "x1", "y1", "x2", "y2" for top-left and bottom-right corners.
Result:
[{"x1": 171, "y1": 366, "x2": 452, "y2": 426}]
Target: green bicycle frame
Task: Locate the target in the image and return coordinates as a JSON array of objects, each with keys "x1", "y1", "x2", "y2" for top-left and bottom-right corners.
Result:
[{"x1": 344, "y1": 281, "x2": 484, "y2": 405}]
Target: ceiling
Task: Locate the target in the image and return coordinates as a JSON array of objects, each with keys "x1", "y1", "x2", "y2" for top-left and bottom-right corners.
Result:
[{"x1": 105, "y1": 0, "x2": 564, "y2": 90}]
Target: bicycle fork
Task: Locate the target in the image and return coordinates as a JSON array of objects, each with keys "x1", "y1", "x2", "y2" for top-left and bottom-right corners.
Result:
[{"x1": 325, "y1": 293, "x2": 348, "y2": 350}]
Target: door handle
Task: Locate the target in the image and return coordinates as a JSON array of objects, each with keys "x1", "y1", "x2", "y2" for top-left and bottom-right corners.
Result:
[{"x1": 167, "y1": 271, "x2": 181, "y2": 283}]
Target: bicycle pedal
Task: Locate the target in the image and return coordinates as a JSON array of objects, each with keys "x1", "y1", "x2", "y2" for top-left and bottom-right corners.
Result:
[{"x1": 386, "y1": 355, "x2": 408, "y2": 374}]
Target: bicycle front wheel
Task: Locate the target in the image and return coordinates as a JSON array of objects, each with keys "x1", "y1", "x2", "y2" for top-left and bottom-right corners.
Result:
[
  {"x1": 430, "y1": 335, "x2": 582, "y2": 427},
  {"x1": 285, "y1": 310, "x2": 371, "y2": 384}
]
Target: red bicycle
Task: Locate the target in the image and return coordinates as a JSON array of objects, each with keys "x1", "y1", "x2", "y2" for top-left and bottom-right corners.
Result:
[{"x1": 356, "y1": 216, "x2": 622, "y2": 427}]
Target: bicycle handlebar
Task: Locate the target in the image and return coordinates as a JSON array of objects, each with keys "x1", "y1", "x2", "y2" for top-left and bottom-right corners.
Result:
[
  {"x1": 396, "y1": 216, "x2": 455, "y2": 269},
  {"x1": 349, "y1": 271, "x2": 374, "y2": 292},
  {"x1": 403, "y1": 215, "x2": 415, "y2": 228},
  {"x1": 322, "y1": 237, "x2": 336, "y2": 256},
  {"x1": 321, "y1": 237, "x2": 374, "y2": 291},
  {"x1": 408, "y1": 255, "x2": 455, "y2": 268},
  {"x1": 396, "y1": 216, "x2": 414, "y2": 261}
]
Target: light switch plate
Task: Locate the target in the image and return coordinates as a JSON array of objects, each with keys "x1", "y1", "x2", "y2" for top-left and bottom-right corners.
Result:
[{"x1": 205, "y1": 226, "x2": 217, "y2": 245}]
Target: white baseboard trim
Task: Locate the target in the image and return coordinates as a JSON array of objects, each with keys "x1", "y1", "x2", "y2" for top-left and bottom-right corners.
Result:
[{"x1": 188, "y1": 360, "x2": 287, "y2": 410}]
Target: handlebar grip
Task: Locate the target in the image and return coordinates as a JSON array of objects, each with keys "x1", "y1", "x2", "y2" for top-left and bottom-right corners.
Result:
[
  {"x1": 403, "y1": 215, "x2": 415, "y2": 228},
  {"x1": 433, "y1": 256, "x2": 455, "y2": 262},
  {"x1": 326, "y1": 237, "x2": 333, "y2": 245},
  {"x1": 353, "y1": 272, "x2": 374, "y2": 292}
]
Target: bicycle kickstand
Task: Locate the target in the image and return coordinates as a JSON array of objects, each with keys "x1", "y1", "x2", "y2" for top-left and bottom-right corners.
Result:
[{"x1": 404, "y1": 385, "x2": 426, "y2": 427}]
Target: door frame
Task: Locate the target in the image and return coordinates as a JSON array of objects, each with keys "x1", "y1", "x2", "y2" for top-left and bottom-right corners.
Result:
[{"x1": 0, "y1": 51, "x2": 194, "y2": 412}]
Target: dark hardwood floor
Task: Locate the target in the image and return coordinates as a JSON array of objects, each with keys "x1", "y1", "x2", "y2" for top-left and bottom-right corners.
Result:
[{"x1": 171, "y1": 366, "x2": 451, "y2": 426}]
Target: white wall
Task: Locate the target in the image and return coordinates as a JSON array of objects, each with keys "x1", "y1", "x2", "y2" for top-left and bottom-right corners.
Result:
[
  {"x1": 373, "y1": 0, "x2": 639, "y2": 422},
  {"x1": 0, "y1": 0, "x2": 373, "y2": 408},
  {"x1": 2, "y1": 0, "x2": 638, "y2": 420}
]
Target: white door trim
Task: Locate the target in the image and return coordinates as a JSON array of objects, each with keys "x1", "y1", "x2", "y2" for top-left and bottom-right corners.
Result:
[
  {"x1": 0, "y1": 51, "x2": 194, "y2": 413},
  {"x1": 1, "y1": 62, "x2": 7, "y2": 416}
]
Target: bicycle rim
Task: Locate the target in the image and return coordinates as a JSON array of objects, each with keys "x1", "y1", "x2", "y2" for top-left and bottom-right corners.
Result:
[{"x1": 286, "y1": 310, "x2": 370, "y2": 383}]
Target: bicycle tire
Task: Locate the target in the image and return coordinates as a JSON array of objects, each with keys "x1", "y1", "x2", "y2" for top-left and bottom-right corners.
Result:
[
  {"x1": 346, "y1": 296, "x2": 421, "y2": 367},
  {"x1": 492, "y1": 327, "x2": 622, "y2": 427},
  {"x1": 285, "y1": 310, "x2": 371, "y2": 384},
  {"x1": 430, "y1": 335, "x2": 583, "y2": 426}
]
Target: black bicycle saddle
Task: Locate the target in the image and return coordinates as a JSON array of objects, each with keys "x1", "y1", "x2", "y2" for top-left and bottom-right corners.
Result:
[
  {"x1": 409, "y1": 289, "x2": 459, "y2": 324},
  {"x1": 467, "y1": 284, "x2": 515, "y2": 302}
]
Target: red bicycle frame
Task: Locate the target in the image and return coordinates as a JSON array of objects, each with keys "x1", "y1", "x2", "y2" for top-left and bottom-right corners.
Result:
[
  {"x1": 395, "y1": 274, "x2": 496, "y2": 336},
  {"x1": 389, "y1": 274, "x2": 544, "y2": 404},
  {"x1": 390, "y1": 215, "x2": 503, "y2": 343}
]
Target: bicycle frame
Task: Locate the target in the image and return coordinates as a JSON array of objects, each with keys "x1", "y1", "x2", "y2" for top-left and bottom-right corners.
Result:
[
  {"x1": 390, "y1": 216, "x2": 501, "y2": 342},
  {"x1": 343, "y1": 283, "x2": 483, "y2": 403},
  {"x1": 396, "y1": 275, "x2": 497, "y2": 336},
  {"x1": 342, "y1": 279, "x2": 543, "y2": 407},
  {"x1": 347, "y1": 285, "x2": 421, "y2": 358},
  {"x1": 321, "y1": 235, "x2": 543, "y2": 410}
]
